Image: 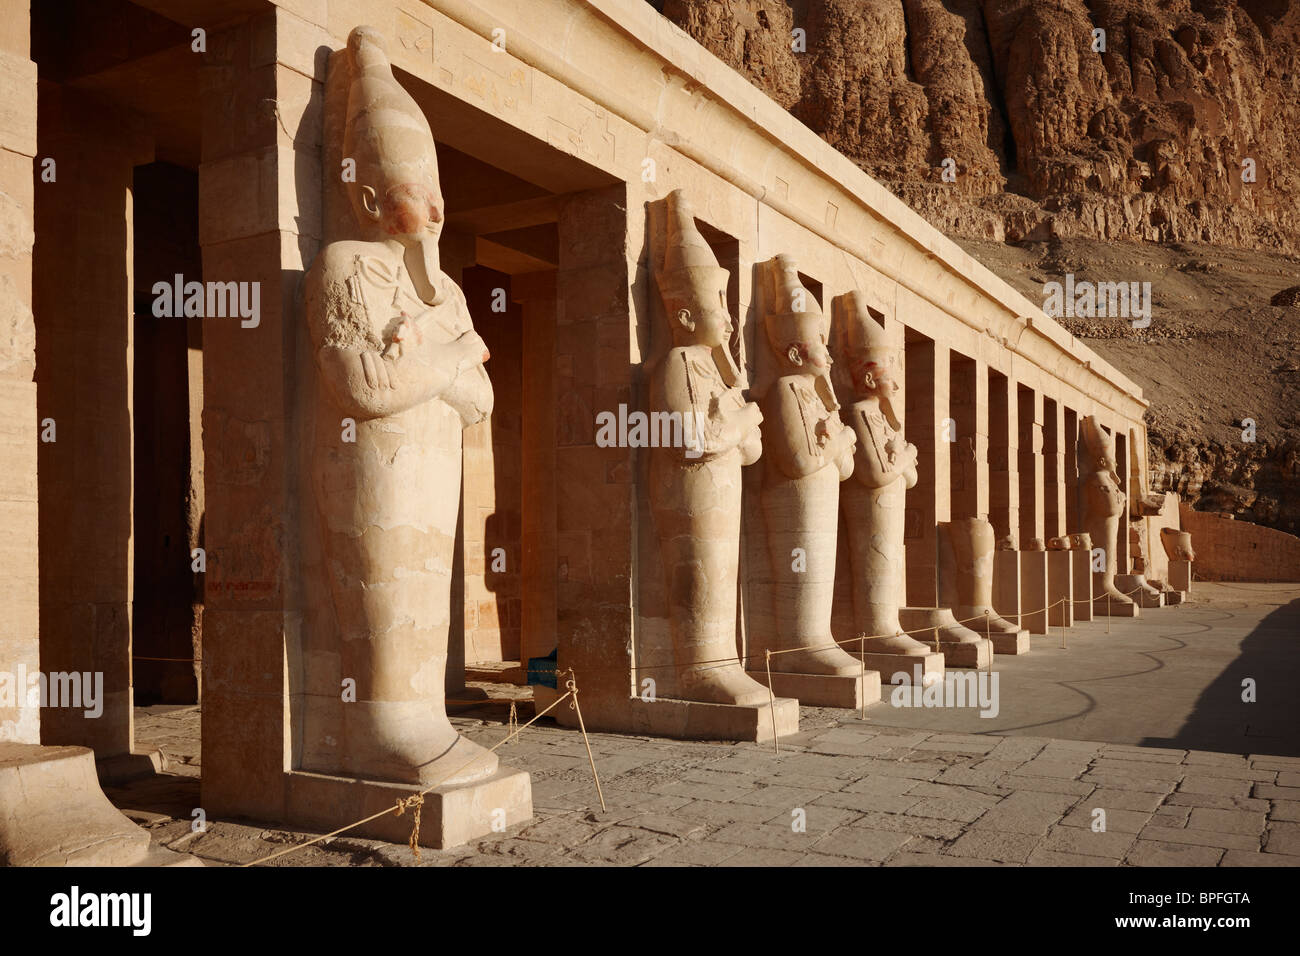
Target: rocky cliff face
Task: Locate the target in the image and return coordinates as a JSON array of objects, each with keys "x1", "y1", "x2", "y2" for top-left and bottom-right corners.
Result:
[{"x1": 657, "y1": 0, "x2": 1300, "y2": 252}]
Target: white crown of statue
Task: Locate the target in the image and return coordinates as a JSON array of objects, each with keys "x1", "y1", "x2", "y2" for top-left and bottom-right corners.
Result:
[
  {"x1": 765, "y1": 254, "x2": 825, "y2": 351},
  {"x1": 344, "y1": 26, "x2": 440, "y2": 205},
  {"x1": 657, "y1": 190, "x2": 729, "y2": 308}
]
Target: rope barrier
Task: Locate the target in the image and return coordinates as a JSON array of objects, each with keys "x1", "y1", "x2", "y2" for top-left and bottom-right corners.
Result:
[
  {"x1": 241, "y1": 671, "x2": 604, "y2": 867},
  {"x1": 626, "y1": 582, "x2": 1162, "y2": 678}
]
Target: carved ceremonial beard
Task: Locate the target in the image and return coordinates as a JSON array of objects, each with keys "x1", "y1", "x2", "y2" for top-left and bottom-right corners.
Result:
[{"x1": 404, "y1": 237, "x2": 444, "y2": 305}]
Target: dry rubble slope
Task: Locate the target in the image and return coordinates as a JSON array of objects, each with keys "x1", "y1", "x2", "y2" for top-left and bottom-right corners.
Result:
[{"x1": 957, "y1": 238, "x2": 1300, "y2": 532}]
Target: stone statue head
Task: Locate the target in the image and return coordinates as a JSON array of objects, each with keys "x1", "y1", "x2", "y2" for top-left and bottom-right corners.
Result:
[
  {"x1": 655, "y1": 190, "x2": 740, "y2": 381},
  {"x1": 996, "y1": 534, "x2": 1016, "y2": 551},
  {"x1": 1069, "y1": 531, "x2": 1092, "y2": 550},
  {"x1": 1160, "y1": 527, "x2": 1196, "y2": 562},
  {"x1": 1078, "y1": 414, "x2": 1119, "y2": 476},
  {"x1": 1048, "y1": 535, "x2": 1071, "y2": 550},
  {"x1": 832, "y1": 290, "x2": 902, "y2": 417},
  {"x1": 343, "y1": 26, "x2": 445, "y2": 298},
  {"x1": 1024, "y1": 537, "x2": 1046, "y2": 551},
  {"x1": 766, "y1": 255, "x2": 832, "y2": 383}
]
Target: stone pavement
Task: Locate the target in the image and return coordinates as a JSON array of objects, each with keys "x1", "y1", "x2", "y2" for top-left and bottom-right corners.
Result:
[
  {"x1": 116, "y1": 703, "x2": 1300, "y2": 867},
  {"x1": 847, "y1": 583, "x2": 1300, "y2": 755},
  {"x1": 108, "y1": 583, "x2": 1300, "y2": 866}
]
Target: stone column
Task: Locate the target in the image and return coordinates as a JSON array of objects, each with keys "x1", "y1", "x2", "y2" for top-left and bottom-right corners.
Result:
[
  {"x1": 1064, "y1": 408, "x2": 1092, "y2": 620},
  {"x1": 515, "y1": 271, "x2": 558, "y2": 673},
  {"x1": 988, "y1": 370, "x2": 1022, "y2": 624},
  {"x1": 1016, "y1": 385, "x2": 1048, "y2": 634},
  {"x1": 901, "y1": 336, "x2": 990, "y2": 667},
  {"x1": 33, "y1": 86, "x2": 158, "y2": 779},
  {"x1": 0, "y1": 0, "x2": 186, "y2": 866},
  {"x1": 943, "y1": 356, "x2": 1027, "y2": 654},
  {"x1": 198, "y1": 12, "x2": 301, "y2": 825},
  {"x1": 535, "y1": 186, "x2": 645, "y2": 728},
  {"x1": 1044, "y1": 398, "x2": 1073, "y2": 627},
  {"x1": 0, "y1": 0, "x2": 40, "y2": 753}
]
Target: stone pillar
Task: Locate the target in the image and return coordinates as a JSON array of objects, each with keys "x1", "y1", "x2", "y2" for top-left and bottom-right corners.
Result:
[
  {"x1": 198, "y1": 12, "x2": 301, "y2": 825},
  {"x1": 941, "y1": 356, "x2": 1024, "y2": 653},
  {"x1": 901, "y1": 336, "x2": 990, "y2": 667},
  {"x1": 988, "y1": 370, "x2": 1022, "y2": 624},
  {"x1": 1016, "y1": 385, "x2": 1048, "y2": 634},
  {"x1": 1064, "y1": 408, "x2": 1091, "y2": 620},
  {"x1": 0, "y1": 0, "x2": 40, "y2": 752},
  {"x1": 1063, "y1": 407, "x2": 1079, "y2": 533},
  {"x1": 1115, "y1": 428, "x2": 1132, "y2": 574},
  {"x1": 33, "y1": 86, "x2": 157, "y2": 778},
  {"x1": 536, "y1": 186, "x2": 649, "y2": 729},
  {"x1": 1043, "y1": 398, "x2": 1072, "y2": 626},
  {"x1": 516, "y1": 271, "x2": 558, "y2": 673},
  {"x1": 0, "y1": 0, "x2": 185, "y2": 867},
  {"x1": 905, "y1": 335, "x2": 945, "y2": 610},
  {"x1": 948, "y1": 354, "x2": 985, "y2": 522}
]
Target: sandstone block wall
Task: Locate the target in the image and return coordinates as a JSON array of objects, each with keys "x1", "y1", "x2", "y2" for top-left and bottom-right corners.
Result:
[{"x1": 1180, "y1": 501, "x2": 1300, "y2": 583}]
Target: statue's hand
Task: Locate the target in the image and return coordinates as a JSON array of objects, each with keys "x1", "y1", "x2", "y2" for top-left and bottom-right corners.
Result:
[
  {"x1": 451, "y1": 329, "x2": 490, "y2": 371},
  {"x1": 360, "y1": 349, "x2": 399, "y2": 391}
]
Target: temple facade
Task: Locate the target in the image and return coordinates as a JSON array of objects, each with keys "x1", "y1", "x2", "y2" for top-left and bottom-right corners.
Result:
[{"x1": 0, "y1": 0, "x2": 1191, "y2": 862}]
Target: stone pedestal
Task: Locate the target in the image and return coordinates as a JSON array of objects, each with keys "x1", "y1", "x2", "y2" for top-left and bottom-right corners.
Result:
[
  {"x1": 96, "y1": 748, "x2": 168, "y2": 786},
  {"x1": 1018, "y1": 551, "x2": 1049, "y2": 634},
  {"x1": 968, "y1": 622, "x2": 1030, "y2": 655},
  {"x1": 851, "y1": 650, "x2": 944, "y2": 687},
  {"x1": 1169, "y1": 559, "x2": 1192, "y2": 594},
  {"x1": 1116, "y1": 574, "x2": 1164, "y2": 608},
  {"x1": 1047, "y1": 550, "x2": 1074, "y2": 627},
  {"x1": 747, "y1": 668, "x2": 881, "y2": 710},
  {"x1": 1071, "y1": 548, "x2": 1094, "y2": 621},
  {"x1": 285, "y1": 765, "x2": 531, "y2": 850},
  {"x1": 941, "y1": 519, "x2": 1029, "y2": 655},
  {"x1": 534, "y1": 686, "x2": 799, "y2": 742},
  {"x1": 993, "y1": 549, "x2": 1022, "y2": 626},
  {"x1": 1095, "y1": 592, "x2": 1140, "y2": 617},
  {"x1": 899, "y1": 608, "x2": 992, "y2": 668},
  {"x1": 0, "y1": 744, "x2": 197, "y2": 867}
]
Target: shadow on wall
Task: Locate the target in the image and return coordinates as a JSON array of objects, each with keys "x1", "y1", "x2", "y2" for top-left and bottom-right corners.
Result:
[{"x1": 1141, "y1": 597, "x2": 1300, "y2": 757}]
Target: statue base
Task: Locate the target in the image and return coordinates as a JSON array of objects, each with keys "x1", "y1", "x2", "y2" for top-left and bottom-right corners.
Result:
[
  {"x1": 285, "y1": 764, "x2": 532, "y2": 850},
  {"x1": 854, "y1": 651, "x2": 944, "y2": 687},
  {"x1": 1169, "y1": 559, "x2": 1192, "y2": 593},
  {"x1": 534, "y1": 685, "x2": 799, "y2": 742},
  {"x1": 1071, "y1": 549, "x2": 1094, "y2": 620},
  {"x1": 952, "y1": 606, "x2": 1030, "y2": 655},
  {"x1": 1019, "y1": 552, "x2": 1050, "y2": 633},
  {"x1": 1047, "y1": 551, "x2": 1075, "y2": 627},
  {"x1": 1094, "y1": 594, "x2": 1140, "y2": 617},
  {"x1": 898, "y1": 608, "x2": 993, "y2": 668},
  {"x1": 1116, "y1": 574, "x2": 1165, "y2": 608},
  {"x1": 746, "y1": 668, "x2": 881, "y2": 710},
  {"x1": 96, "y1": 747, "x2": 168, "y2": 786},
  {"x1": 993, "y1": 549, "x2": 1023, "y2": 625},
  {"x1": 0, "y1": 743, "x2": 199, "y2": 867}
]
